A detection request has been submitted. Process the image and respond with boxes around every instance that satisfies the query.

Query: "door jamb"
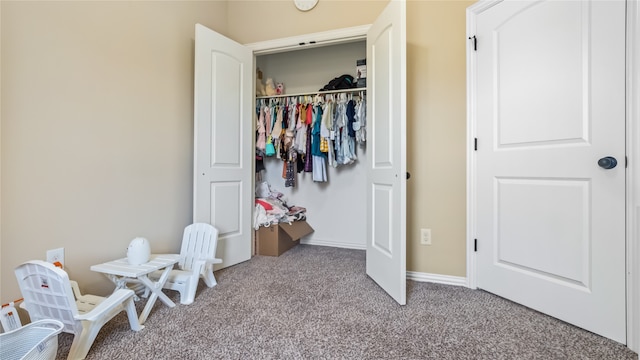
[465,0,500,292]
[626,0,639,352]
[465,0,639,352]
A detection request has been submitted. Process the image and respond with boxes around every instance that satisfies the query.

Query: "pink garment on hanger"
[256,106,266,151]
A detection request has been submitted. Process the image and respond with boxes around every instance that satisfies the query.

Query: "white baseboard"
[297,242,468,287]
[407,271,468,287]
[300,238,366,250]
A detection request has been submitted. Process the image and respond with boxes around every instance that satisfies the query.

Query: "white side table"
[90,254,180,324]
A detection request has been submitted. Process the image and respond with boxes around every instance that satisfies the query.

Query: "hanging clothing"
[321,95,333,139]
[311,105,327,182]
[285,148,297,187]
[312,156,327,182]
[311,105,325,157]
[304,124,313,172]
[256,106,267,152]
[354,96,366,144]
[255,91,367,187]
[295,104,307,154]
[346,99,356,138]
[288,100,298,131]
[344,99,357,163]
[271,106,283,158]
[332,95,347,166]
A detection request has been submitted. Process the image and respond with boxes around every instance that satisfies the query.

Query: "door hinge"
[468,35,477,51]
[474,138,478,151]
[474,238,478,252]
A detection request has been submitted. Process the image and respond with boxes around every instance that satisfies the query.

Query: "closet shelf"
[256,87,367,100]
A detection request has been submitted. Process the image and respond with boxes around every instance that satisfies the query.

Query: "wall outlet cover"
[46,248,65,266]
[420,229,432,246]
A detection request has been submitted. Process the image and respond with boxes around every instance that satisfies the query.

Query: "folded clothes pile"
[253,181,307,230]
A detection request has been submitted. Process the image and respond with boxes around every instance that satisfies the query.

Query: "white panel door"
[473,0,626,343]
[194,24,253,269]
[366,0,407,305]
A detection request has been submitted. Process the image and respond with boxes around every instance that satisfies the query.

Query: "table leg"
[136,266,176,324]
[103,274,142,301]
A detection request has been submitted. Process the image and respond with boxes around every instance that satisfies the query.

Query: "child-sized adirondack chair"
[149,223,222,305]
[15,260,143,360]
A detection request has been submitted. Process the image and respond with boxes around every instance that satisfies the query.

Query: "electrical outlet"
[420,229,432,245]
[46,247,64,266]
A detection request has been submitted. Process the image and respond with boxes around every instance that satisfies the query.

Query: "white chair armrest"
[192,259,208,277]
[189,258,221,285]
[69,280,82,300]
[203,257,223,265]
[193,258,222,274]
[74,289,135,322]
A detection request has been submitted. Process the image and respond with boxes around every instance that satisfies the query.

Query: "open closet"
[193,0,407,305]
[253,41,368,250]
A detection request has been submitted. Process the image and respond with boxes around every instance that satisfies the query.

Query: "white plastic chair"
[0,319,64,360]
[15,260,143,360]
[149,223,222,305]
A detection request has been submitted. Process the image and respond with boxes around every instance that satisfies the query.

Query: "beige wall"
[228,0,471,276]
[227,0,389,43]
[1,0,472,304]
[406,0,471,276]
[1,0,228,301]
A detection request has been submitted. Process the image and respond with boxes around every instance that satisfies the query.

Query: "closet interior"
[254,40,368,251]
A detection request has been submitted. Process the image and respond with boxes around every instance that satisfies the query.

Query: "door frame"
[245,25,370,254]
[245,25,370,56]
[465,0,640,351]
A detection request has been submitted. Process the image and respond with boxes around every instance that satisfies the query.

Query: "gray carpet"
[54,245,636,359]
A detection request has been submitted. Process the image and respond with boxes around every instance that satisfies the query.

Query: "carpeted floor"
[54,245,637,359]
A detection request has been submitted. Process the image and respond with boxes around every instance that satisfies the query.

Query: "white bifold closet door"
[193,24,253,269]
[365,0,407,305]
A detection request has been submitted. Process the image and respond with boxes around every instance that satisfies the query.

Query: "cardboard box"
[256,220,314,256]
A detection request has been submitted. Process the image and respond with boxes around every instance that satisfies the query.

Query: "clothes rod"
[256,87,366,100]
